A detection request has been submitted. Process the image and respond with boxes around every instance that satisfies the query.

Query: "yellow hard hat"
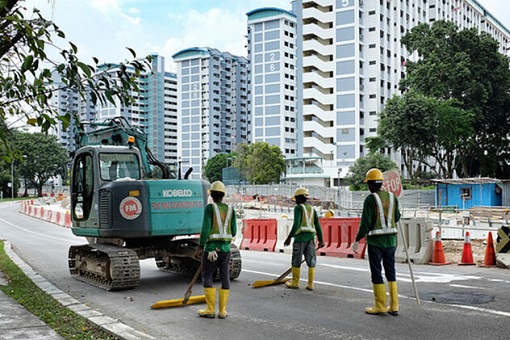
[364,168,384,183]
[209,181,226,194]
[292,187,309,200]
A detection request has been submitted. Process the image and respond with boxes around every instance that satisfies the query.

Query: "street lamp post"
[337,168,342,208]
[11,159,14,200]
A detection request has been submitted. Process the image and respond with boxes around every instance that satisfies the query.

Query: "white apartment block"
[49,71,97,154]
[172,47,249,180]
[95,54,178,166]
[294,0,510,186]
[246,8,299,158]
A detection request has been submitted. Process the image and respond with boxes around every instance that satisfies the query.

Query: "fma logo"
[162,189,193,198]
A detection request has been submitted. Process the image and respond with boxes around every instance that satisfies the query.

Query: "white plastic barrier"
[396,218,434,264]
[275,216,293,253]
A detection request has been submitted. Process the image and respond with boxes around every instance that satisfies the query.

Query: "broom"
[252,259,304,288]
[151,265,206,309]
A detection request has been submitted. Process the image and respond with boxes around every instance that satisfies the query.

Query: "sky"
[26,0,510,73]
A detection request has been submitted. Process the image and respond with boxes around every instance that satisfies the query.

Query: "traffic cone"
[459,232,475,265]
[480,232,497,267]
[428,231,451,265]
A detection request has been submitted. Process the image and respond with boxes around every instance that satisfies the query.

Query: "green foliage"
[379,91,474,181]
[0,1,151,157]
[399,20,510,178]
[203,153,229,182]
[0,241,120,339]
[344,153,398,190]
[13,132,69,197]
[236,142,285,184]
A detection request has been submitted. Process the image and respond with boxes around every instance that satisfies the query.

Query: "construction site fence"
[225,184,435,214]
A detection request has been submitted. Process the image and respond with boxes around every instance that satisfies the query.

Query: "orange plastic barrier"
[318,217,364,259]
[241,218,277,252]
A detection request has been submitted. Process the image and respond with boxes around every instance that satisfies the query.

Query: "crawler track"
[68,243,140,291]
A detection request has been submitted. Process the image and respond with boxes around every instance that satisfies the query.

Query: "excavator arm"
[74,117,175,179]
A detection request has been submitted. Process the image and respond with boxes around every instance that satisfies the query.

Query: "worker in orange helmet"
[352,168,401,316]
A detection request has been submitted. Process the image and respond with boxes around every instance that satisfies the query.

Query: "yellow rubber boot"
[285,267,300,289]
[218,288,230,319]
[198,287,216,318]
[365,283,387,315]
[387,281,399,315]
[306,267,315,291]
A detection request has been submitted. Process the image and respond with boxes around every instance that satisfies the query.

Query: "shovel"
[252,259,305,288]
[151,265,206,309]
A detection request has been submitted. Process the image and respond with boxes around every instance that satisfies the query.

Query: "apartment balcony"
[303,120,334,139]
[303,39,334,58]
[303,22,334,40]
[303,87,334,106]
[303,70,335,88]
[303,7,334,25]
[303,55,334,73]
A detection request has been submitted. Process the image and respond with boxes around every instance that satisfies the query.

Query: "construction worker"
[284,187,325,290]
[324,209,335,218]
[352,168,401,316]
[195,181,236,319]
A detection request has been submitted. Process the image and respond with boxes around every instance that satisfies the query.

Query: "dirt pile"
[442,238,487,265]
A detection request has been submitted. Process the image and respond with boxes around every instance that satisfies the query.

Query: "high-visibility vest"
[296,204,317,235]
[208,203,233,242]
[368,192,398,236]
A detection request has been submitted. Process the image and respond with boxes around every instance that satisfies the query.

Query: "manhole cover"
[420,292,494,305]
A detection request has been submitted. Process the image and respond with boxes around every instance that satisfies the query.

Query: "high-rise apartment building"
[49,71,97,154]
[172,47,249,180]
[246,8,299,158]
[94,54,179,165]
[293,0,510,185]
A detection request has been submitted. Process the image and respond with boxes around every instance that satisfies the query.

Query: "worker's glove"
[352,241,360,254]
[207,250,218,262]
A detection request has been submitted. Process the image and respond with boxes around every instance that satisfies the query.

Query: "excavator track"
[68,243,140,291]
[155,241,242,280]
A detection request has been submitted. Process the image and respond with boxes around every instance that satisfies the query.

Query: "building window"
[461,188,472,200]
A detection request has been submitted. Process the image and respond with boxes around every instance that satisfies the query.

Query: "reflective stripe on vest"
[208,203,233,241]
[368,192,398,236]
[296,204,316,235]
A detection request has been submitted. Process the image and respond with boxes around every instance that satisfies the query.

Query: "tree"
[378,91,475,180]
[203,153,229,183]
[14,132,69,197]
[400,20,510,178]
[378,91,437,182]
[236,142,285,184]
[0,1,151,156]
[344,153,398,191]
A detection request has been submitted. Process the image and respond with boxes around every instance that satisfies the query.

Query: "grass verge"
[0,240,121,339]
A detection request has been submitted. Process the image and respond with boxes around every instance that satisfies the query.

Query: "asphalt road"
[1,201,510,340]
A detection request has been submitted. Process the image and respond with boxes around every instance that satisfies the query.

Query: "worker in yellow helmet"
[352,168,401,316]
[324,209,335,218]
[284,187,325,290]
[195,181,236,319]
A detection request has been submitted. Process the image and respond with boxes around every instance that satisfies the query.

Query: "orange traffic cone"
[429,231,451,265]
[459,232,475,265]
[480,232,497,267]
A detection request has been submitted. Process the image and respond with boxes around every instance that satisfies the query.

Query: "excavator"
[68,117,242,290]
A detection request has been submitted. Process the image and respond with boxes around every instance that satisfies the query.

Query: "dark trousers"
[367,245,396,284]
[201,251,231,289]
[291,239,317,268]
